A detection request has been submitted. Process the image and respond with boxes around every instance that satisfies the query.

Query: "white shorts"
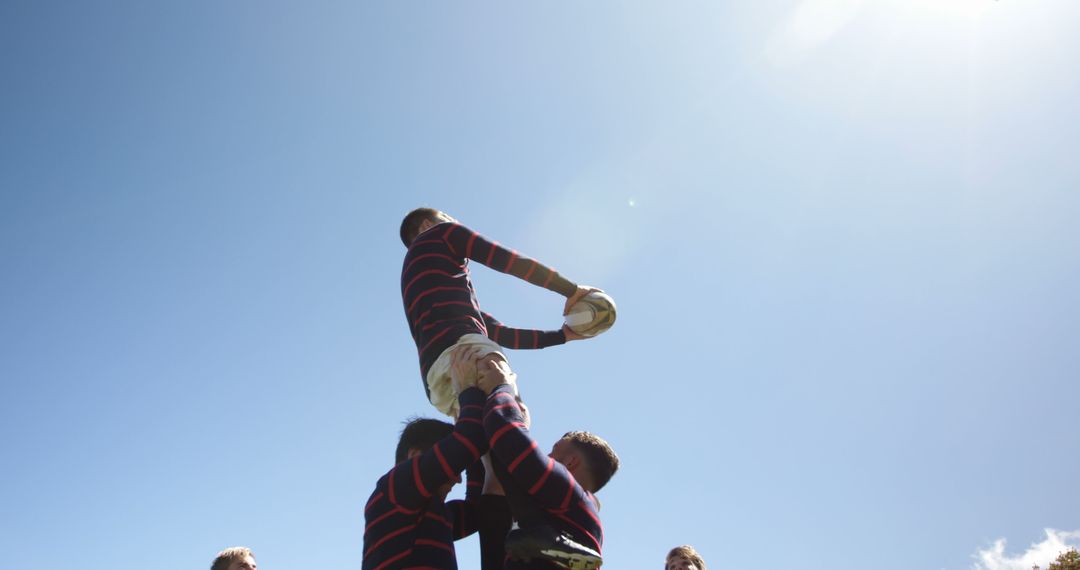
[427,333,516,417]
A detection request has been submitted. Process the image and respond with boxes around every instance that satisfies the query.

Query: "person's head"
[549,431,620,493]
[395,417,458,497]
[396,417,454,463]
[211,547,256,570]
[665,545,706,570]
[400,207,455,246]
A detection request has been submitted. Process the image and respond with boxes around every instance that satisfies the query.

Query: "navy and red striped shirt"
[362,388,489,570]
[483,384,604,569]
[401,221,577,396]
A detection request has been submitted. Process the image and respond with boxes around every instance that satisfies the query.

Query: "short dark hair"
[400,207,444,247]
[562,431,620,492]
[211,547,254,570]
[395,417,454,463]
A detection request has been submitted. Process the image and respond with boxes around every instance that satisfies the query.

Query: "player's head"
[550,431,620,493]
[400,207,455,246]
[211,547,257,570]
[665,545,706,570]
[395,417,454,464]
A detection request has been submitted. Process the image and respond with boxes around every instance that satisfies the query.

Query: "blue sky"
[1,1,1078,569]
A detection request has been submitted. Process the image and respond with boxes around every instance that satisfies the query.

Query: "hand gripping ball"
[564,291,617,337]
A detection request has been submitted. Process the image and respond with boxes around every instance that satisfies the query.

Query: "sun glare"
[898,0,997,19]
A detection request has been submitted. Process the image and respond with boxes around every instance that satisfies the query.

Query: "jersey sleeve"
[481,311,567,350]
[482,384,583,512]
[384,388,489,511]
[444,498,479,541]
[439,222,578,297]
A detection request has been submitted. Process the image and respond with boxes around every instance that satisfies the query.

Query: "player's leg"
[426,334,510,417]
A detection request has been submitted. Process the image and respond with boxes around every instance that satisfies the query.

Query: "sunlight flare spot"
[766,0,864,66]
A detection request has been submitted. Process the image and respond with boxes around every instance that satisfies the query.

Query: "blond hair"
[211,547,254,570]
[667,545,706,570]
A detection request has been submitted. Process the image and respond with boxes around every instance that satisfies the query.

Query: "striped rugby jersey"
[483,384,604,569]
[401,221,577,398]
[362,388,489,570]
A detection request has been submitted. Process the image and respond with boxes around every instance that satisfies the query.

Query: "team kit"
[362,207,618,570]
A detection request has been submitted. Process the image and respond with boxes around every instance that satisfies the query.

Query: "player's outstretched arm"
[480,311,568,349]
[439,222,579,297]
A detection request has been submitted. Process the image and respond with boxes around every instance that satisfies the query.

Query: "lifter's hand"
[449,345,483,393]
[563,285,602,316]
[477,357,516,395]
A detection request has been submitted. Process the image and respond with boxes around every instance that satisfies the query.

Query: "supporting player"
[210,547,257,570]
[474,354,620,569]
[665,545,707,570]
[399,207,598,417]
[362,347,490,570]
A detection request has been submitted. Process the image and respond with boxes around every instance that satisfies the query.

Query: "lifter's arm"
[384,388,488,511]
[481,381,586,512]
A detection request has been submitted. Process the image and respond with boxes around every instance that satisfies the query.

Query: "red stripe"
[452,432,479,459]
[504,251,518,272]
[542,268,555,288]
[509,440,538,472]
[364,505,406,532]
[423,511,452,528]
[490,422,525,446]
[489,392,514,403]
[532,330,539,348]
[365,491,384,511]
[581,497,602,527]
[433,444,454,480]
[415,538,454,552]
[484,402,518,417]
[468,315,485,333]
[406,286,464,315]
[417,328,453,359]
[388,466,397,505]
[410,236,444,248]
[372,548,412,570]
[559,479,574,510]
[438,223,459,256]
[365,525,411,557]
[460,403,482,413]
[513,328,520,347]
[523,259,537,281]
[413,301,477,328]
[403,269,457,299]
[528,457,555,493]
[553,512,602,551]
[465,233,478,259]
[412,457,430,498]
[403,252,458,275]
[458,417,482,425]
[485,241,498,266]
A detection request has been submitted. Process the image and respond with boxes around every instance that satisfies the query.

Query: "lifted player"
[399,207,597,417]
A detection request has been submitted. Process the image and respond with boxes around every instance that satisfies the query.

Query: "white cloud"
[973,529,1080,570]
